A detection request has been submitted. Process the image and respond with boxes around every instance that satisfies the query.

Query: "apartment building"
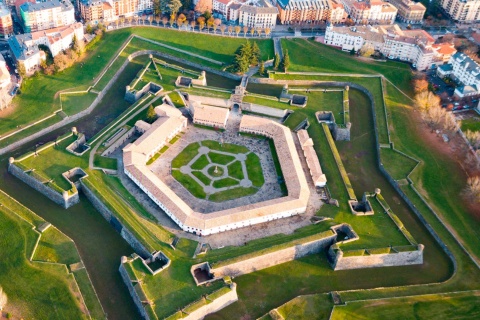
[0,4,13,38]
[239,3,278,28]
[438,52,480,97]
[439,0,480,23]
[276,0,335,24]
[324,24,452,70]
[8,23,84,73]
[212,0,277,27]
[78,0,153,22]
[340,0,397,24]
[388,0,425,24]
[19,0,75,33]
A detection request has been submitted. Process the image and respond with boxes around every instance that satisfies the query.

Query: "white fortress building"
[123,104,311,236]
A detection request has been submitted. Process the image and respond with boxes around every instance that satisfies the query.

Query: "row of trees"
[232,42,290,74]
[414,80,480,203]
[103,13,273,38]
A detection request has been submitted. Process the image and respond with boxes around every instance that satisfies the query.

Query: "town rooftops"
[20,0,73,12]
[239,0,278,14]
[191,101,229,126]
[276,0,332,10]
[8,33,39,61]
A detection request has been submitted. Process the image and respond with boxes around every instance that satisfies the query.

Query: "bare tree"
[465,130,480,149]
[414,91,440,114]
[0,286,7,311]
[197,17,205,31]
[358,43,375,57]
[243,25,248,37]
[220,24,226,35]
[256,27,262,37]
[190,20,196,31]
[155,15,160,25]
[234,25,241,37]
[443,112,459,133]
[423,105,445,129]
[162,16,169,28]
[463,176,480,202]
[265,27,271,38]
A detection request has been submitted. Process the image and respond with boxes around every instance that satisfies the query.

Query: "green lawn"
[0,191,104,320]
[172,170,207,199]
[281,38,413,94]
[246,152,264,187]
[33,227,80,265]
[212,177,239,188]
[61,92,98,116]
[201,140,249,153]
[276,294,333,320]
[208,186,258,202]
[461,116,480,132]
[191,154,209,169]
[171,142,200,168]
[208,152,236,165]
[1,26,271,146]
[19,135,87,191]
[192,170,211,185]
[380,148,418,180]
[227,161,244,180]
[94,155,118,170]
[331,292,480,320]
[168,91,185,107]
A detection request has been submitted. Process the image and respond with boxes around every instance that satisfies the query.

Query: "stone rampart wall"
[8,163,79,208]
[80,180,152,258]
[241,103,288,118]
[211,234,336,277]
[119,264,151,320]
[331,247,424,270]
[102,127,136,157]
[187,94,230,108]
[183,284,238,320]
[129,50,241,81]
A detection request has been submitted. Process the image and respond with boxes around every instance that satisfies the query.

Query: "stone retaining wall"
[8,163,79,208]
[102,127,136,157]
[241,103,288,118]
[129,50,241,82]
[119,263,151,320]
[329,245,424,270]
[183,284,238,320]
[80,180,152,258]
[210,234,336,277]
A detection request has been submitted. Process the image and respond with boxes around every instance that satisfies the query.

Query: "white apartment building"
[341,0,397,24]
[212,0,278,27]
[30,23,84,57]
[8,23,83,73]
[324,24,448,71]
[19,0,75,33]
[439,0,480,23]
[239,3,278,27]
[438,52,480,97]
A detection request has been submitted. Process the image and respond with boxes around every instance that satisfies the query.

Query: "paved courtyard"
[150,116,284,213]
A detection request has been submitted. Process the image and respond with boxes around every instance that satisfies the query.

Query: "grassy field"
[0,26,271,145]
[331,292,480,320]
[60,92,98,116]
[0,190,104,320]
[19,135,87,191]
[461,116,480,132]
[171,140,264,200]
